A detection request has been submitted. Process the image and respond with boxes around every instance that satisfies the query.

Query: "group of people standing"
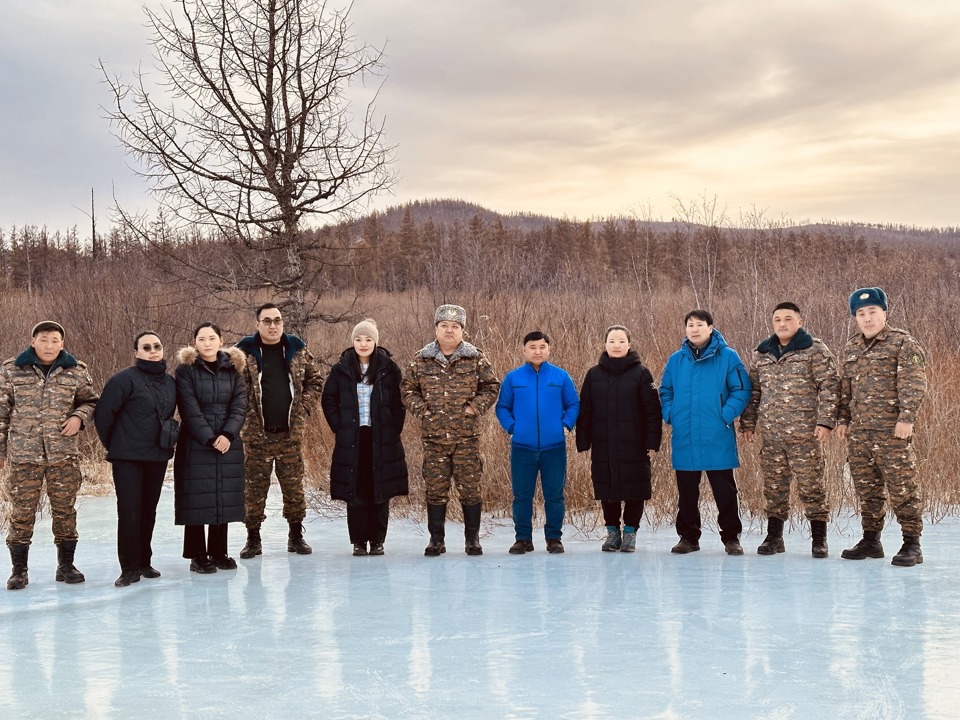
[0,285,927,591]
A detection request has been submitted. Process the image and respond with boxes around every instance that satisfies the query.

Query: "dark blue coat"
[659,330,751,471]
[495,361,579,450]
[173,347,247,526]
[95,360,177,463]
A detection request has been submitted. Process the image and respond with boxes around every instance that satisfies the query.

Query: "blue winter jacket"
[496,362,580,450]
[659,330,751,471]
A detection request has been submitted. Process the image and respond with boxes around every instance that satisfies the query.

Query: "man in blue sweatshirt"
[496,331,579,554]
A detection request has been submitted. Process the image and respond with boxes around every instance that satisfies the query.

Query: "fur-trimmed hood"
[176,345,246,373]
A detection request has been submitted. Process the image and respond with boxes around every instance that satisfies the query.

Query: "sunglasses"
[260,317,283,326]
[140,343,163,352]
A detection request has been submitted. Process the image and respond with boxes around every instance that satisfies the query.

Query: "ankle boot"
[811,520,829,558]
[841,530,884,560]
[7,544,29,590]
[891,535,923,567]
[287,521,312,555]
[757,517,785,555]
[240,527,262,559]
[424,504,447,557]
[55,540,85,584]
[601,526,622,552]
[462,502,483,556]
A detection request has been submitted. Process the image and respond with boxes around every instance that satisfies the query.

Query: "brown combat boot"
[811,520,829,558]
[757,517,785,555]
[287,521,312,555]
[7,544,29,590]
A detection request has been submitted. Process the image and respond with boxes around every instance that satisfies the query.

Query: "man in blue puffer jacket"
[660,309,751,556]
[496,331,579,555]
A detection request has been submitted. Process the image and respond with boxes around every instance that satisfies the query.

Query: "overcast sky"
[2,0,959,234]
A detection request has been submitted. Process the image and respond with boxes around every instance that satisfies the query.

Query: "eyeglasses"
[140,343,163,352]
[260,317,283,327]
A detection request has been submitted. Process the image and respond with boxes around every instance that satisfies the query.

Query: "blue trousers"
[511,444,567,541]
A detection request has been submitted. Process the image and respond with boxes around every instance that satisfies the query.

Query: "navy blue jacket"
[659,330,751,471]
[496,361,579,450]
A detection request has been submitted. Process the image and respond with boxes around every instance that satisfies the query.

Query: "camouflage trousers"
[5,461,82,546]
[760,436,829,522]
[243,431,306,528]
[847,431,922,536]
[422,437,483,505]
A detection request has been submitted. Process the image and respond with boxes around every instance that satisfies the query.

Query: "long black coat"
[576,351,663,501]
[321,347,408,504]
[95,360,177,463]
[173,347,247,526]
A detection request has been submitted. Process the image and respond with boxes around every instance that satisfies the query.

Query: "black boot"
[891,535,923,567]
[463,502,483,556]
[811,520,829,558]
[757,517,785,555]
[287,521,312,555]
[424,504,447,557]
[7,544,29,590]
[240,527,262,559]
[841,530,883,560]
[55,540,85,584]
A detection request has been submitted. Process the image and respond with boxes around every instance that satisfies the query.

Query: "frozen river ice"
[1,486,957,719]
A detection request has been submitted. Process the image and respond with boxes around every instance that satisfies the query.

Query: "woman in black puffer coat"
[576,324,662,553]
[174,322,247,574]
[321,319,408,556]
[95,331,177,588]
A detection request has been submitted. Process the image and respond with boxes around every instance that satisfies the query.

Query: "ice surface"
[1,486,958,720]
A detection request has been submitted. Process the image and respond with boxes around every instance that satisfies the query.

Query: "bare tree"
[101,0,394,332]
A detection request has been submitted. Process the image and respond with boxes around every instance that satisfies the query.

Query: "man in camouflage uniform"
[741,302,840,558]
[836,287,927,567]
[235,303,324,559]
[401,304,500,557]
[0,321,98,590]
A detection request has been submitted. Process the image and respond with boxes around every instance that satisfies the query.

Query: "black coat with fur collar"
[173,346,248,526]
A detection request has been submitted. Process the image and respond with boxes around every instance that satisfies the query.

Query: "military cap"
[435,304,466,327]
[849,288,888,315]
[31,320,65,338]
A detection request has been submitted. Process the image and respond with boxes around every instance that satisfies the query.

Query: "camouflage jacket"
[234,333,323,442]
[838,326,926,432]
[0,348,99,465]
[740,329,839,437]
[401,340,501,441]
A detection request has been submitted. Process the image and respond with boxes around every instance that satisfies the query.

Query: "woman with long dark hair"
[322,319,408,556]
[95,331,178,587]
[174,322,247,573]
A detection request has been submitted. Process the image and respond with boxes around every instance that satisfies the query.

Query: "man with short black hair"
[496,331,579,554]
[236,303,324,558]
[0,321,98,590]
[741,302,839,557]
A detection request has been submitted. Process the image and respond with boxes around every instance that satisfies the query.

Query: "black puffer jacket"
[173,347,247,525]
[321,347,408,504]
[576,350,663,501]
[95,359,177,462]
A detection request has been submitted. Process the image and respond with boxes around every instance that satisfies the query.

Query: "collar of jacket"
[176,346,245,372]
[681,329,728,360]
[756,327,813,356]
[15,347,78,372]
[236,333,306,371]
[418,340,479,365]
[333,346,394,376]
[598,350,641,374]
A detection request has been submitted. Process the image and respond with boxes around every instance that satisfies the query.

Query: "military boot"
[240,527,262,559]
[811,520,829,558]
[424,504,447,557]
[287,521,312,555]
[757,517,785,555]
[55,540,85,584]
[462,502,483,556]
[841,530,883,560]
[891,535,923,567]
[7,544,29,590]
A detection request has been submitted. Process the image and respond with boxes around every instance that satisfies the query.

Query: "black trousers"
[675,469,742,543]
[347,427,390,544]
[182,524,228,559]
[601,500,645,530]
[113,460,167,572]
